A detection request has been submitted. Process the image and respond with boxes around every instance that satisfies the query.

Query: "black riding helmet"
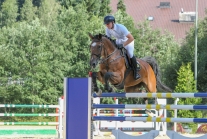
[104,15,115,24]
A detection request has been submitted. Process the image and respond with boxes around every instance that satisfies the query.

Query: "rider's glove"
[117,44,124,49]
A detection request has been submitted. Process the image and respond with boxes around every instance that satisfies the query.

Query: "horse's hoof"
[95,89,102,96]
[108,87,114,93]
[145,109,154,117]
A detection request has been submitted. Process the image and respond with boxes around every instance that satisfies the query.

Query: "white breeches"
[125,41,134,58]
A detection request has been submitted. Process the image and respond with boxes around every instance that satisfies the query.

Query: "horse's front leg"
[91,71,104,96]
[104,72,114,92]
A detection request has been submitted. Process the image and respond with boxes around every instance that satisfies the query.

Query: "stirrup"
[135,74,140,80]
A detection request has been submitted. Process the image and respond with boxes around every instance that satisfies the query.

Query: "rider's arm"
[123,33,134,47]
[120,25,134,47]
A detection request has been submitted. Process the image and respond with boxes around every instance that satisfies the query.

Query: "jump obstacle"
[93,97,166,135]
[64,77,207,139]
[0,98,63,138]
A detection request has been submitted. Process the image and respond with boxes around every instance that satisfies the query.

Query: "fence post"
[174,98,179,132]
[58,97,63,138]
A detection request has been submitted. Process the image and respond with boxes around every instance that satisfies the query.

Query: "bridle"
[91,40,103,60]
[90,39,122,65]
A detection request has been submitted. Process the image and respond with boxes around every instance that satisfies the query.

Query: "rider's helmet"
[104,15,115,24]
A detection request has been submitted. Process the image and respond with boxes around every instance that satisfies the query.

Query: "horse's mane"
[94,34,117,47]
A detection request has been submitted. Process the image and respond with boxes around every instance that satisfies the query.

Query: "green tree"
[0,0,5,9]
[58,0,82,8]
[32,0,41,7]
[83,0,100,16]
[0,2,106,106]
[37,0,60,27]
[175,63,197,92]
[174,63,202,132]
[20,0,37,22]
[0,19,69,106]
[176,11,207,93]
[0,0,18,27]
[117,0,126,14]
[57,4,104,77]
[17,0,25,8]
[58,0,111,17]
[99,0,111,17]
[58,0,99,15]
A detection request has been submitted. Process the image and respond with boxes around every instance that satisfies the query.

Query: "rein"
[99,48,120,64]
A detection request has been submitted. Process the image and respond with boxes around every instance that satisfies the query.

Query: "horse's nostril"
[93,63,96,66]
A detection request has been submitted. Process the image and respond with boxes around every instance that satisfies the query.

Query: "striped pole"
[0,122,59,125]
[93,116,207,123]
[93,93,207,98]
[0,113,59,116]
[0,104,59,108]
[99,109,146,111]
[93,104,207,110]
[99,113,148,116]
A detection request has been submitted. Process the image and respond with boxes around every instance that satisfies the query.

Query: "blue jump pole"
[64,77,92,139]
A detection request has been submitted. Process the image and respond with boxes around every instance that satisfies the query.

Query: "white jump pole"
[115,98,118,130]
[174,98,179,132]
[58,97,63,138]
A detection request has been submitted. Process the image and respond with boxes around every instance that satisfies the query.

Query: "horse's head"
[89,33,117,68]
[88,33,104,68]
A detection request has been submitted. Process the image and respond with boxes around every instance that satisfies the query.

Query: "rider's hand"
[117,44,124,49]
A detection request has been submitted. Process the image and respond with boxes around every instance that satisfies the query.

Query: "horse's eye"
[99,45,101,49]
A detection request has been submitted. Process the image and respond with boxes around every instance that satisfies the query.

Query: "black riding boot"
[130,56,141,80]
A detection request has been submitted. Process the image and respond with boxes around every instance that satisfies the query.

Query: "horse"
[88,33,172,116]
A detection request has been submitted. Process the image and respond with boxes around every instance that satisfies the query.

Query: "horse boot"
[130,56,141,80]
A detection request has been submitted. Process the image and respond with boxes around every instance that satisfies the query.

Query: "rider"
[104,15,140,80]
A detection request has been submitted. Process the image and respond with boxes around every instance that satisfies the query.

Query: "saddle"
[118,47,131,69]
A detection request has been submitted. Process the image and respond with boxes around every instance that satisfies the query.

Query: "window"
[159,2,171,8]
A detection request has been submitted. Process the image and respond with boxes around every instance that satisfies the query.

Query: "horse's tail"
[141,56,172,92]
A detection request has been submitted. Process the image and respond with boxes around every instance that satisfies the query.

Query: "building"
[110,0,207,42]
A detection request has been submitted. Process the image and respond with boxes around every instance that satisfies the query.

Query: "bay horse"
[89,33,171,116]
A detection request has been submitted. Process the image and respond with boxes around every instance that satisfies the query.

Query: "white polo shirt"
[105,23,130,44]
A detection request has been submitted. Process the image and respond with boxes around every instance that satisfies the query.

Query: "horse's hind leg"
[124,83,142,93]
[143,81,158,117]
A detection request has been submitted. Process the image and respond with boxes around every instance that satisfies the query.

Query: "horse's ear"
[98,33,102,40]
[88,33,93,40]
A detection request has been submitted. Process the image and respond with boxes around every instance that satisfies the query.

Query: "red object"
[172,123,184,133]
[88,71,92,77]
[196,124,207,133]
[56,108,59,129]
[56,96,64,129]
